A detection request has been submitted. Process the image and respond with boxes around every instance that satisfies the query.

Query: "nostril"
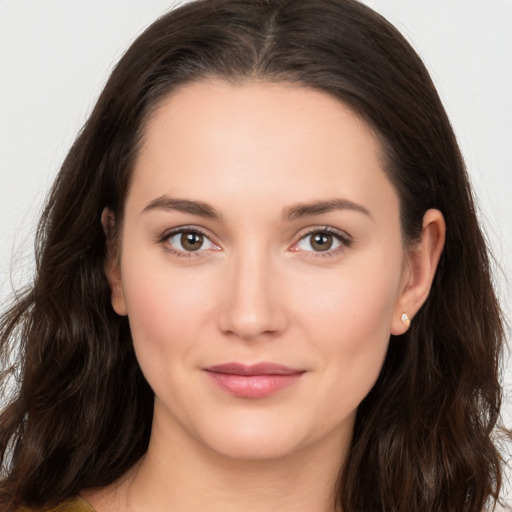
[216,255,289,340]
[217,295,288,341]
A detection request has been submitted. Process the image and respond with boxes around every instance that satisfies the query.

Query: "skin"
[84,79,445,512]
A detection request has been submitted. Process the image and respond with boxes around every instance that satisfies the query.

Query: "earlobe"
[400,313,410,328]
[391,209,446,335]
[101,208,128,316]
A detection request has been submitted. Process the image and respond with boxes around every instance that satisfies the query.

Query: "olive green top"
[20,496,95,512]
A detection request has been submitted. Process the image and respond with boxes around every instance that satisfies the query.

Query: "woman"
[0,0,508,511]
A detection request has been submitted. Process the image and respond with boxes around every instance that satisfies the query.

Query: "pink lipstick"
[204,363,305,398]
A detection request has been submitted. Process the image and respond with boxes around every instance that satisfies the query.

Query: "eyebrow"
[282,199,372,220]
[142,196,222,219]
[141,195,371,221]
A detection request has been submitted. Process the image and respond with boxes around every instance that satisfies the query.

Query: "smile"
[204,363,306,399]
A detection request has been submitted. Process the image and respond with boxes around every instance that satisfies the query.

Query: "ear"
[391,209,446,335]
[101,208,127,316]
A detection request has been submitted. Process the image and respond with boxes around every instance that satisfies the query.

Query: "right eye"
[163,228,220,256]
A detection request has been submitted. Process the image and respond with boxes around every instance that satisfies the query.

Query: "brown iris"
[310,233,333,252]
[180,231,204,251]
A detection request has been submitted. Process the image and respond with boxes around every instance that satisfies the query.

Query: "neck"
[134,409,348,512]
[85,403,352,512]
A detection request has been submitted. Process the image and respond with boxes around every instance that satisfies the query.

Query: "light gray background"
[1,0,511,504]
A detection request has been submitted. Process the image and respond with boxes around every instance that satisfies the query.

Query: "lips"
[204,363,305,398]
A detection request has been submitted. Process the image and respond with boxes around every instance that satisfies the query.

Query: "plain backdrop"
[1,0,511,504]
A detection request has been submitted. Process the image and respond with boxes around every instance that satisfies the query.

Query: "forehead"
[129,79,397,220]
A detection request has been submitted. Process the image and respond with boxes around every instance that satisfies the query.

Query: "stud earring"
[401,313,410,327]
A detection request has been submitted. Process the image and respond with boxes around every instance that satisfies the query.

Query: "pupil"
[181,232,203,251]
[312,233,332,251]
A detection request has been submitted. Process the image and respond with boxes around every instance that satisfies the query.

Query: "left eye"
[296,231,344,252]
[166,230,218,253]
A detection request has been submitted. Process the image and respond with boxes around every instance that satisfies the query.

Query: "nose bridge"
[218,241,286,339]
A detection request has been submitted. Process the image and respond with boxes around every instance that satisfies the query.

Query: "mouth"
[204,362,306,399]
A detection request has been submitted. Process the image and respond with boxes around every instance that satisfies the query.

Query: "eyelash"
[158,226,352,259]
[292,226,352,258]
[158,226,218,259]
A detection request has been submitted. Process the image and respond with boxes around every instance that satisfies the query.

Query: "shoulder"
[18,496,96,512]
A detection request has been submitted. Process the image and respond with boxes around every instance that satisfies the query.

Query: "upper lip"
[204,362,305,376]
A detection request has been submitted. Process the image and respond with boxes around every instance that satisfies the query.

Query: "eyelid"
[289,226,352,255]
[158,225,221,257]
[157,224,351,258]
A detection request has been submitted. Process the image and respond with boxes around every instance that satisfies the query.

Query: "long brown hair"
[0,1,508,510]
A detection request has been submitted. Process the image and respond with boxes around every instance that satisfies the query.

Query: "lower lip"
[205,372,304,398]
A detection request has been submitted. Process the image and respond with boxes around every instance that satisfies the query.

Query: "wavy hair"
[0,1,508,510]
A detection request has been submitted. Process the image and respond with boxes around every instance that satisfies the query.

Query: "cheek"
[118,250,217,372]
[306,284,393,379]
[293,259,400,343]
[312,305,390,423]
[119,260,226,418]
[289,255,402,398]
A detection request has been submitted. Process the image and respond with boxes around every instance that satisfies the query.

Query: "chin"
[204,430,303,461]
[192,411,331,462]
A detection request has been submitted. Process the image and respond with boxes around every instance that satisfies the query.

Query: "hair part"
[1,1,508,511]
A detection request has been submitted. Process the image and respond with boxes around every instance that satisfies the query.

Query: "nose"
[217,248,288,341]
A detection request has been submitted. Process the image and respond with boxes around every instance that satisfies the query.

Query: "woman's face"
[110,79,412,460]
